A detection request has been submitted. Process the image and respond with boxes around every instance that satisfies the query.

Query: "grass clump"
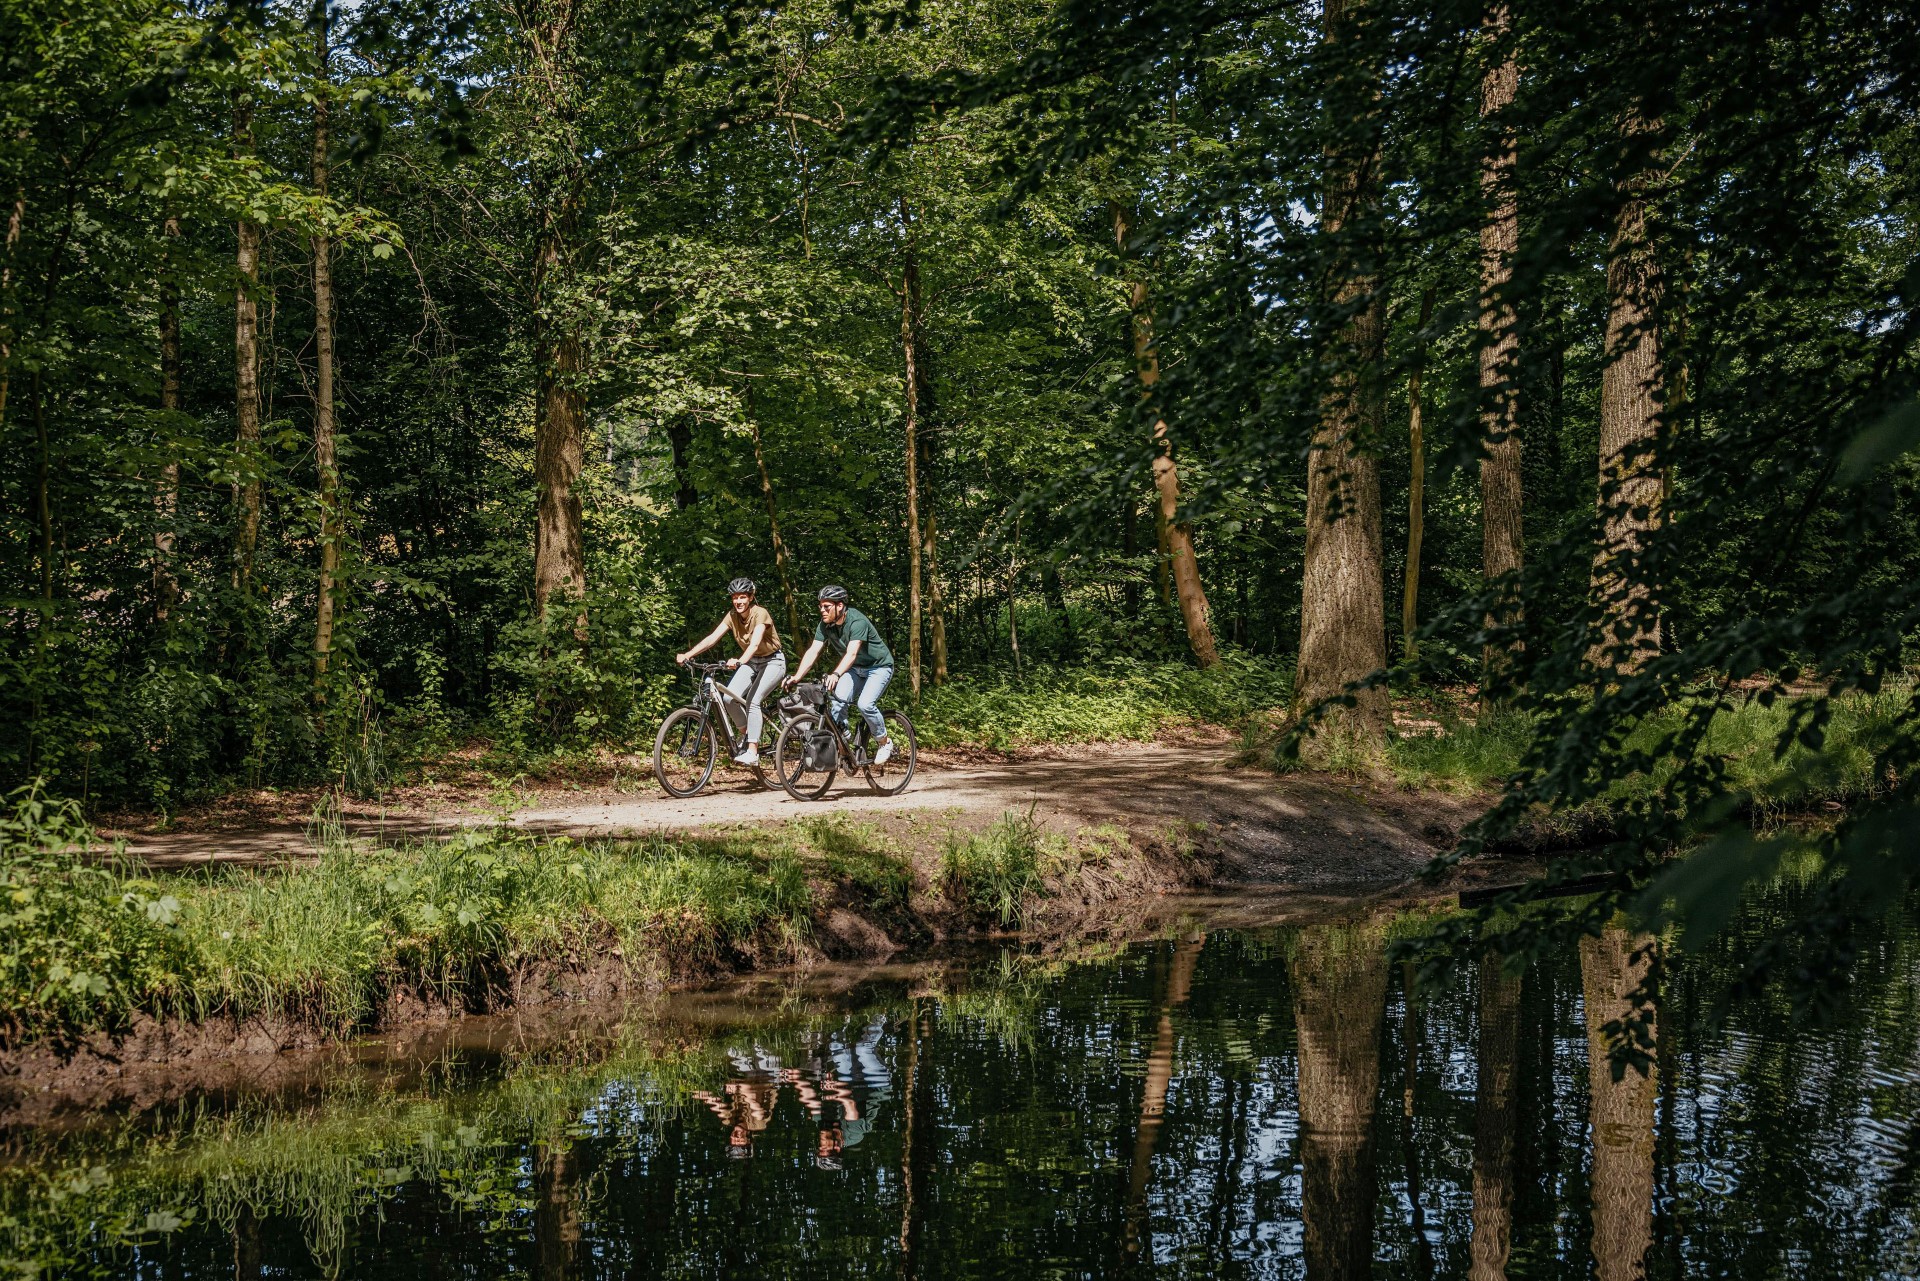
[0,786,821,1052]
[940,810,1133,928]
[912,653,1290,751]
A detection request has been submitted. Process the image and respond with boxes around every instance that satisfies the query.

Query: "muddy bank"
[0,808,1217,1112]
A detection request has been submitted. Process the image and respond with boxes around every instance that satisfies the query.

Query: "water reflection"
[3,888,1914,1279]
[1584,926,1658,1281]
[1292,919,1389,1281]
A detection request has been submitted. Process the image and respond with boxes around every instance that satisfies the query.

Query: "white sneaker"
[737,746,760,767]
[873,739,894,766]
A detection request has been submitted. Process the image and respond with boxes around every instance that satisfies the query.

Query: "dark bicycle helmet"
[816,584,849,603]
[727,577,757,596]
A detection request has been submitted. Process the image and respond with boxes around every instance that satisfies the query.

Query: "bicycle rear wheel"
[774,714,838,801]
[653,707,716,797]
[862,708,918,795]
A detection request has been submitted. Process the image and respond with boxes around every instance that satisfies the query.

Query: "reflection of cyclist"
[674,578,786,767]
[785,585,896,765]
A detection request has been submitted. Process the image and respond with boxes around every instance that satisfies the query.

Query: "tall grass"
[0,789,833,1050]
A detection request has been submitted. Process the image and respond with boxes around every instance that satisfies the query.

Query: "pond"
[3,885,1916,1279]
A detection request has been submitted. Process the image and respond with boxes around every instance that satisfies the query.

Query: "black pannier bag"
[805,725,838,771]
[777,681,828,720]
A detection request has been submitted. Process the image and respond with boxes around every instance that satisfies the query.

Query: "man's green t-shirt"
[814,606,895,669]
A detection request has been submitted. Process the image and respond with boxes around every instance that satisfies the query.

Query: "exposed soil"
[100,734,1493,887]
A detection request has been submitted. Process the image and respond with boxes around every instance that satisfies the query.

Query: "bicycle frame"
[684,662,780,754]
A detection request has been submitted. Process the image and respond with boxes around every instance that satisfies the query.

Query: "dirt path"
[111,743,1486,886]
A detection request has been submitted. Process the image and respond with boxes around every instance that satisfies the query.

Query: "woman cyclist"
[674,578,786,767]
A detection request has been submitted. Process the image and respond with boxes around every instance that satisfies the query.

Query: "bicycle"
[771,682,917,801]
[652,660,787,798]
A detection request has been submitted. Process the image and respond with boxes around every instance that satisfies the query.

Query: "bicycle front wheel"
[863,708,918,796]
[774,714,838,801]
[653,707,717,797]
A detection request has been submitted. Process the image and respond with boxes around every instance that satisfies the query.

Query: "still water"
[4,887,1917,1279]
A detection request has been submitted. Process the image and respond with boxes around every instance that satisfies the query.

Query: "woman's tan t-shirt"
[725,604,782,659]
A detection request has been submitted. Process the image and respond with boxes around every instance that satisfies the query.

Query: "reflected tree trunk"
[1583,927,1657,1281]
[1124,934,1205,1260]
[1470,955,1523,1281]
[533,1139,582,1280]
[898,998,933,1281]
[1400,962,1434,1281]
[232,1204,263,1280]
[1291,919,1391,1281]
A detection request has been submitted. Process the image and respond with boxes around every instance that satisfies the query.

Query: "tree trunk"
[1006,517,1022,679]
[1478,4,1524,690]
[1292,918,1390,1281]
[1042,561,1076,659]
[1402,286,1434,660]
[1124,934,1204,1261]
[0,190,21,437]
[154,216,182,624]
[1470,954,1523,1281]
[897,999,933,1281]
[1592,112,1666,676]
[525,0,588,635]
[901,201,924,696]
[1582,927,1657,1281]
[1112,202,1219,668]
[925,508,947,685]
[1296,0,1389,759]
[233,96,263,595]
[311,8,341,688]
[748,412,799,642]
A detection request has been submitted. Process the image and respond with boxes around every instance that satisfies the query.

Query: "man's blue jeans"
[829,665,893,741]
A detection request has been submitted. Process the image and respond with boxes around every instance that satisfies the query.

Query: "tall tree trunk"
[233,97,263,595]
[1006,516,1022,679]
[525,0,588,635]
[1292,918,1390,1281]
[1402,286,1434,660]
[311,5,341,688]
[665,418,696,510]
[1124,934,1204,1261]
[0,189,21,437]
[154,216,182,624]
[1470,954,1523,1281]
[1041,561,1076,659]
[1296,0,1388,758]
[925,508,947,685]
[900,200,925,696]
[1592,109,1666,676]
[1478,3,1524,690]
[1583,927,1657,1281]
[747,408,799,642]
[1112,201,1220,668]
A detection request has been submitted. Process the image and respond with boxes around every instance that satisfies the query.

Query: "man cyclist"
[785,585,896,765]
[674,578,786,767]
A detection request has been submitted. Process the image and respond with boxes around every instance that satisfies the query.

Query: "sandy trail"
[112,743,1483,886]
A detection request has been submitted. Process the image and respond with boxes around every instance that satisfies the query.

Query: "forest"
[2,0,1917,961]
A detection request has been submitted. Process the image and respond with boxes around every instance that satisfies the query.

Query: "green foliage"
[913,653,1290,751]
[0,816,830,1050]
[0,785,193,1049]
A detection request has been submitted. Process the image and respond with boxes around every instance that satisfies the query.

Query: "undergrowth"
[1377,686,1906,815]
[911,653,1290,751]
